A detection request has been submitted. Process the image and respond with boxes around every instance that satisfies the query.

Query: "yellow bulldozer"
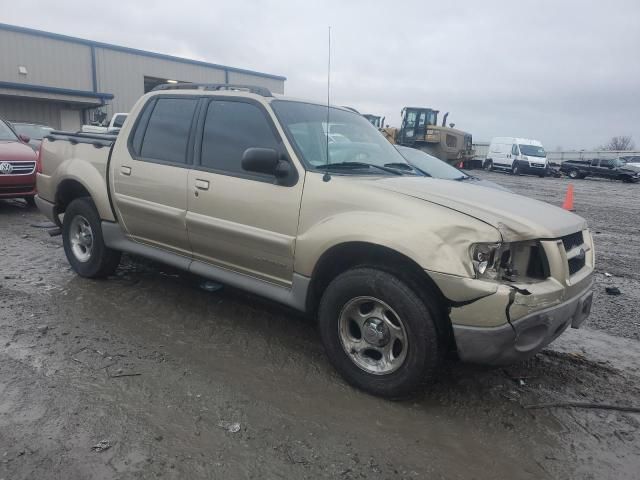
[380,107,474,167]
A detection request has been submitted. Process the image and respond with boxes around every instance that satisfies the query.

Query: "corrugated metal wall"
[0,96,64,129]
[94,48,285,118]
[0,24,287,128]
[0,29,93,90]
[94,48,227,117]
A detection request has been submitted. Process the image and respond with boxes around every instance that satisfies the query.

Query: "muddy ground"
[1,172,639,479]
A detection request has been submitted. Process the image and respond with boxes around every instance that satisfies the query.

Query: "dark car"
[0,119,39,205]
[560,158,640,183]
[10,122,54,151]
[395,145,511,192]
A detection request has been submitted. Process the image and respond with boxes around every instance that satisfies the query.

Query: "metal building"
[0,23,286,130]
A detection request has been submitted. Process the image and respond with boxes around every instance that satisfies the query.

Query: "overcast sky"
[4,0,640,149]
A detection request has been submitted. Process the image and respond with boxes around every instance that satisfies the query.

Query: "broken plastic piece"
[91,440,112,452]
[218,421,241,433]
[605,287,621,296]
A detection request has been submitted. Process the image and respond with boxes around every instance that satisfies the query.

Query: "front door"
[186,98,303,286]
[111,96,199,256]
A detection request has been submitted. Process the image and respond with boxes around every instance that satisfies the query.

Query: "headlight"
[426,129,438,136]
[470,243,512,280]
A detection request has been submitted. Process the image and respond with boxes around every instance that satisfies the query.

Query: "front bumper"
[520,162,547,174]
[0,173,36,198]
[453,283,593,365]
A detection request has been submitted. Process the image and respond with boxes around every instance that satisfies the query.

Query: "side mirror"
[18,134,30,143]
[242,147,292,180]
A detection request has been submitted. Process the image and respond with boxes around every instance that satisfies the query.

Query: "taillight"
[36,142,43,174]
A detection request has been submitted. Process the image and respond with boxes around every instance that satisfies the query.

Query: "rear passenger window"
[139,98,198,164]
[200,100,280,176]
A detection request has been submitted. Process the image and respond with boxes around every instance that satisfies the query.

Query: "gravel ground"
[1,172,639,479]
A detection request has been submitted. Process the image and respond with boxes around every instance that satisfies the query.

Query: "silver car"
[396,145,511,192]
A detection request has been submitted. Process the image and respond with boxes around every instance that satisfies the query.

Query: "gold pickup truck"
[35,83,594,398]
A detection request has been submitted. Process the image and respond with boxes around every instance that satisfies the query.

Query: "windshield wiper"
[454,175,471,181]
[383,162,417,172]
[325,162,404,175]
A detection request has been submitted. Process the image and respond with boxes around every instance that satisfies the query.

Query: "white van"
[485,137,548,176]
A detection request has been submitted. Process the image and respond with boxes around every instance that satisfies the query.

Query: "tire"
[24,195,36,207]
[511,162,521,175]
[318,267,443,398]
[484,159,493,171]
[62,197,121,278]
[568,169,580,179]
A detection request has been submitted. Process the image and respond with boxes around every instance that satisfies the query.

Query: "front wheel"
[318,267,443,398]
[62,197,121,278]
[511,162,521,175]
[567,169,580,179]
[24,195,36,207]
[484,159,493,171]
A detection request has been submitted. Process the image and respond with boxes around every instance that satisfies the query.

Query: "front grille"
[562,231,584,251]
[0,161,36,175]
[0,184,34,194]
[526,244,550,279]
[568,256,586,275]
[561,231,587,276]
[530,163,544,168]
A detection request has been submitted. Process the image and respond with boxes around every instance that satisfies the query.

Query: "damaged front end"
[431,229,595,365]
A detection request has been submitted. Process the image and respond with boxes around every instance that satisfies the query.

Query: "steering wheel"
[349,150,371,162]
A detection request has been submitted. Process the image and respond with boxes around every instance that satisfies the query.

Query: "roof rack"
[151,82,272,97]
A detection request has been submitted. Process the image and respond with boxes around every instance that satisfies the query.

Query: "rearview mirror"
[242,148,292,181]
[18,134,30,143]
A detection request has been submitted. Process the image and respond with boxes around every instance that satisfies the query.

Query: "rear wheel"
[318,267,443,398]
[24,195,36,207]
[62,197,121,278]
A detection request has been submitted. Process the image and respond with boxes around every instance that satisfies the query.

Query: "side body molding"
[101,222,310,311]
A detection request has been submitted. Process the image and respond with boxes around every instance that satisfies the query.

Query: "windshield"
[12,123,52,140]
[396,146,467,180]
[518,144,546,157]
[272,100,412,173]
[0,120,18,141]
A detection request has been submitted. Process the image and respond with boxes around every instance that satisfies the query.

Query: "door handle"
[121,165,132,176]
[195,179,209,191]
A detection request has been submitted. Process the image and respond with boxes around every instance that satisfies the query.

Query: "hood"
[622,163,640,173]
[371,176,587,242]
[464,176,512,193]
[0,140,38,161]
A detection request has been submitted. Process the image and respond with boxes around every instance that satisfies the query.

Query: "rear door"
[186,98,303,286]
[111,96,199,256]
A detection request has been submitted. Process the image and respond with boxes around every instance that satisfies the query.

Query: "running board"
[101,221,309,312]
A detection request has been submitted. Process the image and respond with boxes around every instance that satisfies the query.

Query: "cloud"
[4,0,639,149]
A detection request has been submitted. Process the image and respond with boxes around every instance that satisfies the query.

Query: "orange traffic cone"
[562,184,575,211]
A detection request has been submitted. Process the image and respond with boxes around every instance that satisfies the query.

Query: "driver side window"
[511,144,519,156]
[200,100,281,178]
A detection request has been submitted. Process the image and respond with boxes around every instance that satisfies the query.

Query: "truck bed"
[36,131,118,221]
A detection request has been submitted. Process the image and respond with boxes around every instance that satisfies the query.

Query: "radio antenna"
[323,26,332,182]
